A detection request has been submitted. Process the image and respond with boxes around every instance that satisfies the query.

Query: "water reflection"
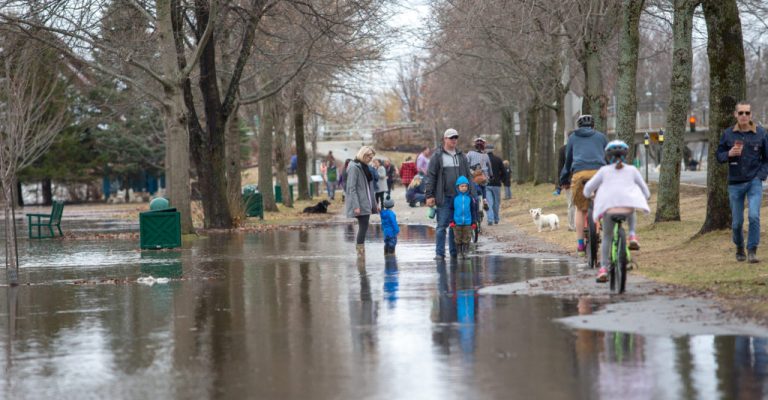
[0,227,766,399]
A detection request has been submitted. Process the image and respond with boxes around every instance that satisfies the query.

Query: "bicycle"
[583,200,600,269]
[605,212,632,294]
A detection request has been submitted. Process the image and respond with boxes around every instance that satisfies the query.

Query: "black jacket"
[487,152,505,186]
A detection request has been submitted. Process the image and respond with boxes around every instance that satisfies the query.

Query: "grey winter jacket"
[425,147,474,206]
[345,161,377,218]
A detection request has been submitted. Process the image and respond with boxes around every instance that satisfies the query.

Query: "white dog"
[529,208,560,232]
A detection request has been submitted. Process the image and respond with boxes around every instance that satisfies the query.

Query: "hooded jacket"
[451,176,477,226]
[559,127,608,185]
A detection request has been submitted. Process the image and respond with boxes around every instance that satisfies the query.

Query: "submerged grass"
[503,182,768,319]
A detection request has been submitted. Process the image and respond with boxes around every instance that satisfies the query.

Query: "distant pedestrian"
[339,158,352,202]
[289,154,298,175]
[417,147,431,176]
[345,147,378,259]
[384,159,397,198]
[425,128,474,259]
[716,101,768,263]
[406,175,426,206]
[502,160,512,199]
[381,198,399,256]
[486,145,504,225]
[400,156,417,187]
[373,159,387,209]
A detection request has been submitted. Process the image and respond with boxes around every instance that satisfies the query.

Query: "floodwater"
[0,225,767,399]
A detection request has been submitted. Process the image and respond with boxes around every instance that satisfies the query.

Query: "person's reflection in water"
[431,258,479,358]
[383,256,399,308]
[455,258,479,357]
[350,258,378,355]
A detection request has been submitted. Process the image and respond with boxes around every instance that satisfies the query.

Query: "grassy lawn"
[503,182,768,318]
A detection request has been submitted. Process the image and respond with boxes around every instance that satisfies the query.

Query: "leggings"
[601,212,636,267]
[375,192,385,209]
[356,215,370,244]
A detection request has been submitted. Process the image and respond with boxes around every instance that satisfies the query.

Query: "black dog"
[303,200,331,214]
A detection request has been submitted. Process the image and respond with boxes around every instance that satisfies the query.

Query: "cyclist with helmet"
[583,140,651,282]
[559,114,608,258]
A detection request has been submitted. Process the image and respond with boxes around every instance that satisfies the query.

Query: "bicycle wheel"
[588,213,599,269]
[617,227,628,294]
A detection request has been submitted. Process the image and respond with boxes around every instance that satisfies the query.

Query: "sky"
[376,0,431,89]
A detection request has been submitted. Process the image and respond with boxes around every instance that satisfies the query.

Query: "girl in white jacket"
[583,140,651,283]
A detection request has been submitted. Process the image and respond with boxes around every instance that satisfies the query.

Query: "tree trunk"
[655,0,698,223]
[259,99,278,211]
[274,102,293,208]
[42,178,52,206]
[226,108,243,221]
[582,44,607,133]
[157,0,194,233]
[527,106,539,183]
[616,0,645,159]
[517,109,529,183]
[501,106,517,180]
[293,85,310,200]
[699,0,745,234]
[535,106,553,185]
[2,183,19,285]
[16,180,23,207]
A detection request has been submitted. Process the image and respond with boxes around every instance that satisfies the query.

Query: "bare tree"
[698,0,746,234]
[655,0,700,222]
[0,37,69,283]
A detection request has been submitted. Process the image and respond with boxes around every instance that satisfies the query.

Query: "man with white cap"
[425,128,474,259]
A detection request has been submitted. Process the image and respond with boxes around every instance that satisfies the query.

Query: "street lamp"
[644,132,650,182]
[658,129,664,164]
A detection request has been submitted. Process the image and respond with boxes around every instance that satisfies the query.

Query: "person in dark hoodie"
[559,115,608,257]
[426,128,474,259]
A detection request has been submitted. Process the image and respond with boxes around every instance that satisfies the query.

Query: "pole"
[644,132,650,182]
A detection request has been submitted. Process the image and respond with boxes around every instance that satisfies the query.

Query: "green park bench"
[27,200,65,239]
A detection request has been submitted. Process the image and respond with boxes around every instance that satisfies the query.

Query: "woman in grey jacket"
[345,146,378,258]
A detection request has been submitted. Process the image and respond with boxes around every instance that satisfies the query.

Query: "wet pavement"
[1,225,767,399]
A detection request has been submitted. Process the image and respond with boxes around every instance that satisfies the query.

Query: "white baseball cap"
[443,128,459,139]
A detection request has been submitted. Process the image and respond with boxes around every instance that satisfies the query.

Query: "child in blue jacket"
[449,176,478,257]
[381,198,399,255]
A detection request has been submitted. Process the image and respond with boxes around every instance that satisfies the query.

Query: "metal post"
[644,132,650,182]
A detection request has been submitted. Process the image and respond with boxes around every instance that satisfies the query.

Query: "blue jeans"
[436,196,456,257]
[385,236,397,253]
[487,186,501,223]
[504,185,512,199]
[326,181,337,199]
[728,178,763,250]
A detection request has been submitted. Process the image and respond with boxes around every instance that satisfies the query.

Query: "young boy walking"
[381,198,399,255]
[449,176,478,258]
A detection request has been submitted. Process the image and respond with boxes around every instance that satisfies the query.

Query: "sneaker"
[596,267,608,283]
[434,255,445,261]
[628,235,640,250]
[577,243,586,258]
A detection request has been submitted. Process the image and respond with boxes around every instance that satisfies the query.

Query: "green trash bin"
[242,185,264,219]
[140,208,182,249]
[274,184,294,204]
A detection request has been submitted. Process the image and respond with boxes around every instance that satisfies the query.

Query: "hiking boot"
[596,267,608,283]
[628,235,640,251]
[356,244,365,259]
[748,248,759,264]
[736,246,746,262]
[434,254,445,261]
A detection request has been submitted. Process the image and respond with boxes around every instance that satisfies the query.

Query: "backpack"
[327,165,337,181]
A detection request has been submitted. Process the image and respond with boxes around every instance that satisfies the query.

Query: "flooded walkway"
[1,226,767,399]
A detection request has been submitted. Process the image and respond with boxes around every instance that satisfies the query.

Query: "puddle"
[0,225,765,399]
